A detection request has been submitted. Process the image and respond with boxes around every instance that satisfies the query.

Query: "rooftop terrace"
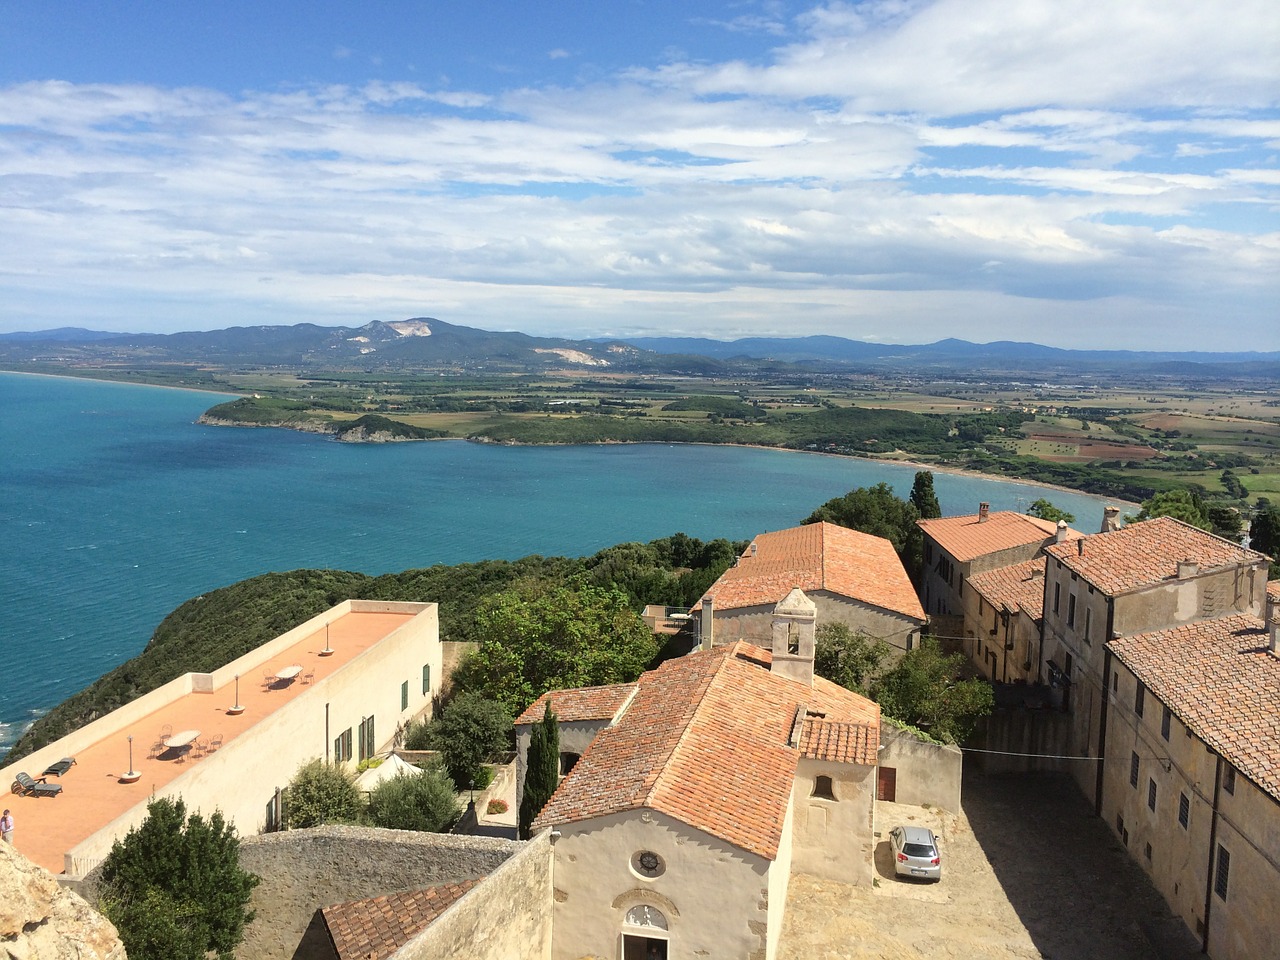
[2,604,420,874]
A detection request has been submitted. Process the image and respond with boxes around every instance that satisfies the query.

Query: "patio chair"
[159,723,173,739]
[41,757,77,778]
[191,738,207,758]
[149,739,166,760]
[301,668,315,684]
[208,733,224,753]
[262,668,276,690]
[12,772,62,797]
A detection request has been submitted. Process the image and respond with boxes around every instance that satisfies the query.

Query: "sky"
[1,1,1277,350]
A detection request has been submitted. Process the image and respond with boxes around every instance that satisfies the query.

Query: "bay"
[0,371,1116,751]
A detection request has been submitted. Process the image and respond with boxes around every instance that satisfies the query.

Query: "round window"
[631,849,666,878]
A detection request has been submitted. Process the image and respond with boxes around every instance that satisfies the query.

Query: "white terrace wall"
[58,602,441,874]
[877,725,963,813]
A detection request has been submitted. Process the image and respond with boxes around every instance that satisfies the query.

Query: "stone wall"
[393,831,554,960]
[977,707,1076,775]
[236,825,523,960]
[877,724,963,812]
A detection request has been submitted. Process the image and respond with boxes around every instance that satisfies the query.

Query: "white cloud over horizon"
[0,0,1276,350]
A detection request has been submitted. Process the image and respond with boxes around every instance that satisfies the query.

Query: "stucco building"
[522,589,881,960]
[694,521,926,655]
[966,557,1048,683]
[0,600,443,876]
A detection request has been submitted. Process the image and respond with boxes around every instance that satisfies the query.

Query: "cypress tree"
[910,470,942,519]
[519,700,560,840]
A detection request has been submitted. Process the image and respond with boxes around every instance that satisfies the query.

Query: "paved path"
[779,771,1202,960]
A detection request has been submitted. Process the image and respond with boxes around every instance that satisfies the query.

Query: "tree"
[803,482,923,578]
[285,758,364,828]
[1134,488,1211,531]
[872,637,994,744]
[1206,505,1245,543]
[1250,504,1280,562]
[1027,498,1075,524]
[366,764,460,832]
[813,622,892,696]
[519,700,560,840]
[455,579,658,718]
[909,471,942,520]
[1221,469,1248,500]
[427,692,512,790]
[98,797,259,960]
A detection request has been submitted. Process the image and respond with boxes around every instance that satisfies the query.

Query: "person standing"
[0,809,13,844]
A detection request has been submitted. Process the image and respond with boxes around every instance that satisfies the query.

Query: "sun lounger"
[41,757,77,777]
[12,772,62,797]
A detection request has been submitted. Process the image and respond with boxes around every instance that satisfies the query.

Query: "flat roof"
[2,607,416,874]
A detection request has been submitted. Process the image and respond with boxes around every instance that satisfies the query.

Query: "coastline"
[0,367,243,398]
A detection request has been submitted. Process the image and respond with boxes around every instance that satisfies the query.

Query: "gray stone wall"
[878,724,963,812]
[393,831,554,960]
[237,825,523,960]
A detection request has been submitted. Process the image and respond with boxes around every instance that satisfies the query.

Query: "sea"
[0,371,1119,753]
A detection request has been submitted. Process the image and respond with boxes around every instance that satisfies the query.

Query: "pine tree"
[519,700,560,840]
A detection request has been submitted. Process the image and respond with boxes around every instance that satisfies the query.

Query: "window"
[811,775,836,800]
[1161,707,1171,741]
[401,680,409,711]
[358,715,376,762]
[1130,752,1140,788]
[1053,583,1061,614]
[787,622,800,655]
[560,752,581,776]
[1067,594,1076,628]
[1084,607,1092,644]
[1215,845,1230,901]
[1115,814,1128,846]
[422,663,431,695]
[1178,792,1189,828]
[1135,681,1145,718]
[1224,766,1236,795]
[1144,842,1152,862]
[1148,778,1157,811]
[334,728,353,764]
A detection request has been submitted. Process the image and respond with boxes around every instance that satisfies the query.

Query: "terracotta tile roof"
[534,641,879,860]
[1044,516,1268,596]
[513,684,638,725]
[968,558,1048,620]
[1110,615,1280,803]
[798,717,877,765]
[1268,580,1280,603]
[697,522,924,621]
[918,511,1078,563]
[323,879,481,960]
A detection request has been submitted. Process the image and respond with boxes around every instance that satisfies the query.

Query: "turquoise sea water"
[0,372,1117,751]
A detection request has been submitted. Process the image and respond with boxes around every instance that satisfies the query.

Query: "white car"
[889,825,941,881]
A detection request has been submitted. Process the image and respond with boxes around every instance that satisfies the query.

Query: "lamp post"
[228,673,246,715]
[320,623,335,657]
[121,735,141,783]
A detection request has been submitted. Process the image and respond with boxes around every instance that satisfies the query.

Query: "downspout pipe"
[1095,648,1111,816]
[1203,756,1224,955]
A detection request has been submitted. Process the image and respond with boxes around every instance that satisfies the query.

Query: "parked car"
[889,825,941,881]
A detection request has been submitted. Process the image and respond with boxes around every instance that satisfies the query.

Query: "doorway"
[622,934,668,960]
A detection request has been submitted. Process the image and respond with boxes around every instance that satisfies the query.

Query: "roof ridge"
[643,646,735,808]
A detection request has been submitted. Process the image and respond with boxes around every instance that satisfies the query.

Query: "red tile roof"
[323,879,482,960]
[1268,580,1280,603]
[1110,614,1280,802]
[968,558,1048,620]
[533,641,879,860]
[697,522,924,621]
[918,511,1077,563]
[1044,516,1267,596]
[514,684,638,725]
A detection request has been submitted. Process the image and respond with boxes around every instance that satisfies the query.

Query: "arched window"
[811,775,836,800]
[624,904,669,930]
[560,751,581,775]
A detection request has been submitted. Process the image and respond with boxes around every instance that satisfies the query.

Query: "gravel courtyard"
[778,770,1203,960]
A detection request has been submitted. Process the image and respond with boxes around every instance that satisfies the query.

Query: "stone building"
[694,521,926,655]
[966,557,1048,683]
[523,589,882,960]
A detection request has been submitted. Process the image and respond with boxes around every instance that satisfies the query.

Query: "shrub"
[285,758,363,828]
[402,719,432,751]
[486,798,508,815]
[366,764,460,833]
[98,797,259,960]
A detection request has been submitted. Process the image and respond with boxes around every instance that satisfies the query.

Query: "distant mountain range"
[2,319,1278,379]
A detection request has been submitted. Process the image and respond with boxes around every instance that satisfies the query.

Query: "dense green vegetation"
[284,759,364,828]
[98,797,259,960]
[423,692,512,790]
[804,480,925,579]
[519,700,559,840]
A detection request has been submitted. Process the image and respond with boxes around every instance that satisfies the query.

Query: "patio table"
[274,664,303,681]
[164,730,201,749]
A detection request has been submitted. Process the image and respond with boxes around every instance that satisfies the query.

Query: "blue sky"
[1,1,1277,349]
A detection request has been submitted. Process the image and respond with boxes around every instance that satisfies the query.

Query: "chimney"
[978,502,990,523]
[1055,520,1069,544]
[700,597,715,651]
[750,542,758,557]
[1101,506,1121,533]
[1177,559,1199,580]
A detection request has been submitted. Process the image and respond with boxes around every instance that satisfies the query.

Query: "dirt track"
[778,771,1202,960]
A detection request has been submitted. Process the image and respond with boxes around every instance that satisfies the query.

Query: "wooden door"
[877,766,897,802]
